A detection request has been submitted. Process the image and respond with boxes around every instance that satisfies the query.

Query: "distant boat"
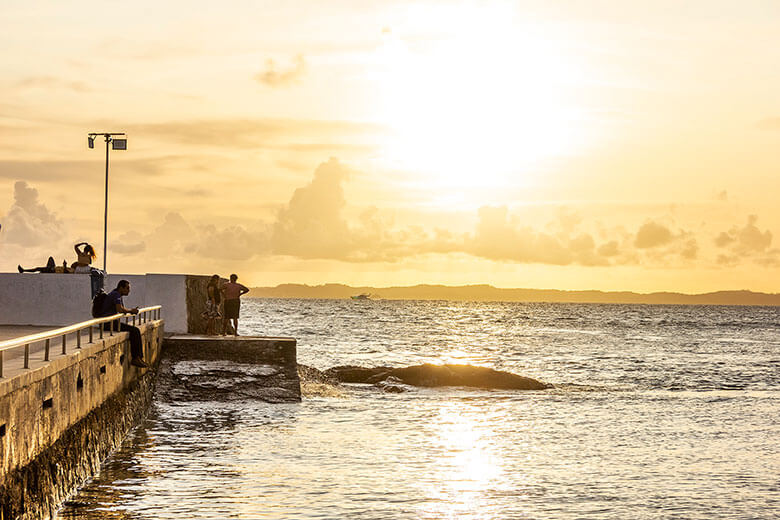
[350,293,376,300]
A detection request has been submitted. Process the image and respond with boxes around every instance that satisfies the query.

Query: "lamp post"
[88,132,127,272]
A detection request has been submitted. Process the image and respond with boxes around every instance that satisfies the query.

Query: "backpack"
[91,290,107,318]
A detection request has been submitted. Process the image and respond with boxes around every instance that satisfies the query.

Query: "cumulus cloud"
[271,157,355,259]
[715,215,772,253]
[255,55,306,87]
[111,231,146,255]
[630,220,698,261]
[714,215,776,266]
[597,240,619,257]
[465,206,609,266]
[634,221,673,248]
[1,181,66,247]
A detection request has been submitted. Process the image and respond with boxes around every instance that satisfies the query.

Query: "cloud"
[465,206,608,266]
[111,231,146,255]
[271,157,355,259]
[109,211,270,263]
[634,221,673,248]
[597,240,619,257]
[15,76,91,93]
[0,158,166,182]
[714,215,772,259]
[193,224,270,261]
[123,118,384,150]
[1,181,66,247]
[255,55,306,87]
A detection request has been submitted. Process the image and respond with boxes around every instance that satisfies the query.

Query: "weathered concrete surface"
[0,320,164,520]
[0,273,208,333]
[159,335,300,403]
[325,363,552,390]
[0,326,57,342]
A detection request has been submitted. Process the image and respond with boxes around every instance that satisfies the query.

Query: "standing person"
[202,274,222,335]
[221,273,249,336]
[72,242,97,273]
[100,279,149,368]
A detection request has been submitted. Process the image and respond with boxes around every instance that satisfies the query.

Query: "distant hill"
[248,283,780,306]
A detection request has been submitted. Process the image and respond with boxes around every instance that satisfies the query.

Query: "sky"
[1,0,779,293]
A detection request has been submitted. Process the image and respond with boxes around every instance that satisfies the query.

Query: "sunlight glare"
[374,3,588,190]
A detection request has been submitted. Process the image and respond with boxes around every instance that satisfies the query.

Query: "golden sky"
[1,0,779,292]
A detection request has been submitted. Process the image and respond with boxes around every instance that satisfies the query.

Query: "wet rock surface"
[159,336,300,403]
[325,363,551,391]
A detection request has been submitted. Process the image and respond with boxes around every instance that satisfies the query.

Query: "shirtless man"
[221,274,249,335]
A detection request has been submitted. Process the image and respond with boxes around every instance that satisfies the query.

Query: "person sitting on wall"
[71,242,97,273]
[100,279,149,368]
[18,256,57,273]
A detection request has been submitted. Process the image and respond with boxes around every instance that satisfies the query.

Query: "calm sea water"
[59,300,780,519]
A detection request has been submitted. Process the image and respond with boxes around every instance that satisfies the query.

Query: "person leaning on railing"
[99,279,149,368]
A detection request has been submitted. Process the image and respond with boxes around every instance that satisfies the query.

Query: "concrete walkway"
[0,326,110,380]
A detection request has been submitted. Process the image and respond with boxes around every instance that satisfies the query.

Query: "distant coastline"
[249,283,780,306]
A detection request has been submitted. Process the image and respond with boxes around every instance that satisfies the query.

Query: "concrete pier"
[0,319,164,520]
[159,335,300,403]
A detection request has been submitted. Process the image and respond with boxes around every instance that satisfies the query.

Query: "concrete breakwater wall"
[0,320,164,520]
[0,273,213,334]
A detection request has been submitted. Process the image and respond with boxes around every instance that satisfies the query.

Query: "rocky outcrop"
[325,363,551,391]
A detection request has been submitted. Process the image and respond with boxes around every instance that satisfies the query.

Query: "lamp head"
[88,136,95,149]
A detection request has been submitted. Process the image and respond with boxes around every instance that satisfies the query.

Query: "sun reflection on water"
[419,402,509,519]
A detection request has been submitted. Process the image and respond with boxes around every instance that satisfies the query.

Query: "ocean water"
[59,300,780,519]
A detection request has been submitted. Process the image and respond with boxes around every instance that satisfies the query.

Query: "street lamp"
[88,132,127,272]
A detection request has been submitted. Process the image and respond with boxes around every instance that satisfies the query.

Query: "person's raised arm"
[239,284,249,296]
[74,242,87,255]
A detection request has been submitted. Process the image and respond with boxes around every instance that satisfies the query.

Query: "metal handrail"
[0,305,162,378]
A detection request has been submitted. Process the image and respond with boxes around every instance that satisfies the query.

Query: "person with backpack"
[96,280,148,368]
[201,274,222,335]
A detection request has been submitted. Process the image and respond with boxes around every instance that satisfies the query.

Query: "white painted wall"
[0,273,190,332]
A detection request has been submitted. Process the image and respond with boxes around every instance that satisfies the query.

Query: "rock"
[323,365,393,383]
[326,363,550,391]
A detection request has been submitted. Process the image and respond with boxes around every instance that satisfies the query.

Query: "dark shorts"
[224,299,240,319]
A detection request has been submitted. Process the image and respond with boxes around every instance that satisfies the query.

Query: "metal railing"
[0,305,161,378]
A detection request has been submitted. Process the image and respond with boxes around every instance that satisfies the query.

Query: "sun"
[373,3,589,190]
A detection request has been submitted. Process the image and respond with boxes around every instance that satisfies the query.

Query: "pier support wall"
[0,320,164,520]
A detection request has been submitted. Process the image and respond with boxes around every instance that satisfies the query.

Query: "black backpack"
[91,290,107,318]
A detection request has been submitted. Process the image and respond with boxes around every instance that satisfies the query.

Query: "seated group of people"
[18,242,98,274]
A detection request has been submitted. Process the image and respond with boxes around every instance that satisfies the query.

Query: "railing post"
[109,320,114,336]
[62,334,67,355]
[132,315,136,326]
[77,330,82,349]
[24,344,30,369]
[0,351,3,377]
[89,326,94,344]
[44,338,50,361]
[99,323,104,339]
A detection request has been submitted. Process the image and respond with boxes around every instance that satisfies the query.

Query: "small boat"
[350,293,374,300]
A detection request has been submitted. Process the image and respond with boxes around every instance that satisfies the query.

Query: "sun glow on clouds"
[373,3,590,190]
